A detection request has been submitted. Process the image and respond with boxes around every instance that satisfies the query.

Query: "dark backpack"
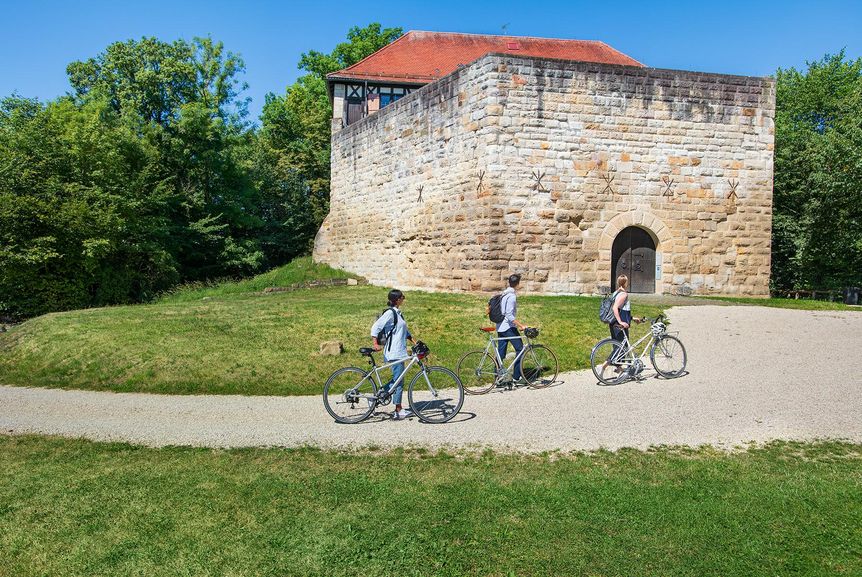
[375,308,398,348]
[599,290,619,324]
[488,293,505,324]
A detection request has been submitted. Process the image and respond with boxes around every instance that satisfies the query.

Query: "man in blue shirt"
[496,274,527,384]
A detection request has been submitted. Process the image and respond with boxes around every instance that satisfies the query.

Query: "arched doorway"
[612,226,656,293]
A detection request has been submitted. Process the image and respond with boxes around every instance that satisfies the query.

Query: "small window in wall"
[380,86,407,108]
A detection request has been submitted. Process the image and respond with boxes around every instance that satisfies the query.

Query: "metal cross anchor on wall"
[662,176,676,198]
[417,185,424,203]
[476,170,486,195]
[727,179,739,203]
[601,172,616,195]
[531,170,548,193]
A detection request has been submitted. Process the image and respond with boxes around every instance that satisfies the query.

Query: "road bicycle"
[589,314,687,385]
[456,327,559,394]
[323,341,464,424]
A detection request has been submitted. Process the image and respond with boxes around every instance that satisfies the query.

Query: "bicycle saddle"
[479,327,496,332]
[358,347,375,356]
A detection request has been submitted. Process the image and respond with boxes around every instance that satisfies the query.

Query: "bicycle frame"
[611,329,656,365]
[478,333,536,378]
[354,352,437,401]
[610,315,678,365]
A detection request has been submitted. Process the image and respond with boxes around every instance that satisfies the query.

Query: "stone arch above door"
[598,211,675,293]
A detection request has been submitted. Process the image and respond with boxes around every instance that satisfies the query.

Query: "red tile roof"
[327,31,644,85]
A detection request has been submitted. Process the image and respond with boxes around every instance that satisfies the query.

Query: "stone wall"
[314,53,775,295]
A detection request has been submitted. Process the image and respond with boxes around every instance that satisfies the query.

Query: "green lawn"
[0,264,663,395]
[158,256,360,303]
[0,436,859,577]
[702,296,861,310]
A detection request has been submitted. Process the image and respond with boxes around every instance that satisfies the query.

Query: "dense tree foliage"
[773,52,862,291]
[1,25,402,319]
[257,23,403,259]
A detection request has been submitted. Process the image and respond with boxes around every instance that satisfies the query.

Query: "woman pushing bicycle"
[369,289,416,420]
[600,274,645,378]
[609,274,645,342]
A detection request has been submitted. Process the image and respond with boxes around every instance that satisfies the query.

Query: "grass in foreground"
[1,436,860,577]
[0,284,663,396]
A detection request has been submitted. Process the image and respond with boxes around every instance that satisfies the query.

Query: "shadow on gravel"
[417,411,476,424]
[594,370,691,387]
[344,411,477,425]
[654,371,690,380]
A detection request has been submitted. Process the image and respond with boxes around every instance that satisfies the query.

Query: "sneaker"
[392,409,412,420]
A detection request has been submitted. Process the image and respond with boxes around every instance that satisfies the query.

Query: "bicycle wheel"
[408,366,464,424]
[590,338,633,385]
[323,367,378,424]
[457,350,500,395]
[650,335,687,378]
[520,344,559,388]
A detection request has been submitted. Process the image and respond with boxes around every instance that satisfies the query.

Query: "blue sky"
[2,0,861,120]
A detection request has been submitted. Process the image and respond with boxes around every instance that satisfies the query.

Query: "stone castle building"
[313,31,775,295]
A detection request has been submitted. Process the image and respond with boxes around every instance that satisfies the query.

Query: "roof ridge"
[404,30,609,44]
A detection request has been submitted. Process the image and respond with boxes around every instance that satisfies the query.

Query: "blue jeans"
[382,361,406,405]
[497,327,523,380]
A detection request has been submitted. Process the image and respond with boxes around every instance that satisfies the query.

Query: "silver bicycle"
[457,327,559,394]
[589,313,687,385]
[323,341,464,424]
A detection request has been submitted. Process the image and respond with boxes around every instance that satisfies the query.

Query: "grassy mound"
[2,436,860,576]
[159,256,359,303]
[0,281,664,395]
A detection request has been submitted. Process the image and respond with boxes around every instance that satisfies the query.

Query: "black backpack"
[488,293,505,324]
[375,307,398,348]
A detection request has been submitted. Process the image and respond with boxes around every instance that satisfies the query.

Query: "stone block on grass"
[320,341,344,356]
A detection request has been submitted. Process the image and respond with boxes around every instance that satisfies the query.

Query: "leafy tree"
[1,27,404,318]
[773,51,862,291]
[67,36,247,125]
[297,23,403,78]
[0,95,178,317]
[257,24,403,261]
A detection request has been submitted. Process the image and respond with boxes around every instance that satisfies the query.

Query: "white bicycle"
[590,314,687,385]
[323,341,464,424]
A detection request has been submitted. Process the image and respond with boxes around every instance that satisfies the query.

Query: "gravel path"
[2,306,861,452]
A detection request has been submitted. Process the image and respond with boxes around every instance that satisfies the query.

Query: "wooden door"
[345,99,364,126]
[612,227,656,293]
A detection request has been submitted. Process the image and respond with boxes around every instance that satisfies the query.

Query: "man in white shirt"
[496,274,527,384]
